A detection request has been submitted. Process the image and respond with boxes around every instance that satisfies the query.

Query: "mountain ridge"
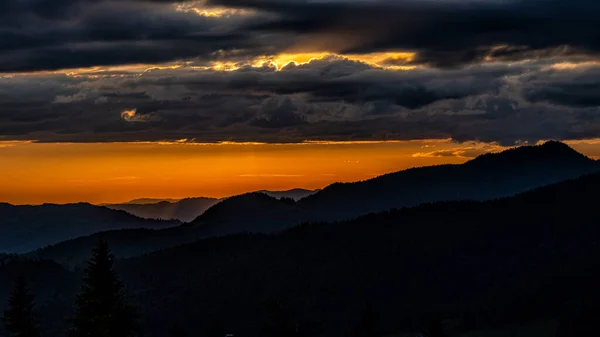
[105,197,221,222]
[7,169,600,336]
[0,203,179,254]
[103,189,320,222]
[188,141,600,231]
[31,141,600,265]
[100,170,600,336]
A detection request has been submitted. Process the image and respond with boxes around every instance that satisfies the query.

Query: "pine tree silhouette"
[2,275,41,337]
[69,240,139,337]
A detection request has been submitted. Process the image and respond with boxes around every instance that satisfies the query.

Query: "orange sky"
[1,139,599,205]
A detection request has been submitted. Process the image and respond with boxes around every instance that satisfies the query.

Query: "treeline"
[3,241,138,337]
[4,242,455,337]
[3,241,598,337]
[8,180,600,337]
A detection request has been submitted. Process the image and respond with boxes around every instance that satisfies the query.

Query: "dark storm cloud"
[129,58,519,109]
[209,0,600,67]
[2,0,600,71]
[0,0,193,20]
[5,57,600,145]
[0,0,286,72]
[522,65,600,107]
[4,0,600,144]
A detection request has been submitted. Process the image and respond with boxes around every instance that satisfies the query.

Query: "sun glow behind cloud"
[2,139,600,205]
[174,2,254,18]
[4,51,419,77]
[262,52,417,70]
[548,61,600,70]
[7,43,593,78]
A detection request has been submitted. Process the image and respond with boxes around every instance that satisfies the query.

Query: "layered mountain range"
[26,141,600,266]
[2,142,600,336]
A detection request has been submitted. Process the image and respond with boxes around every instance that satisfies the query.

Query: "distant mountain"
[190,193,299,236]
[34,194,293,266]
[299,141,599,219]
[105,189,318,222]
[8,171,600,336]
[258,188,320,200]
[123,198,181,205]
[0,203,178,254]
[105,197,221,222]
[117,172,600,336]
[33,142,600,265]
[190,141,600,235]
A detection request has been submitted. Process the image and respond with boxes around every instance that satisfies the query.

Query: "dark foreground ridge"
[3,171,600,336]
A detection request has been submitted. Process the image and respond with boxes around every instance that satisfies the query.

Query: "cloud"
[521,64,600,107]
[0,0,285,72]
[121,109,159,122]
[412,143,504,158]
[0,141,33,148]
[2,0,600,72]
[4,1,600,144]
[3,56,600,145]
[206,0,600,67]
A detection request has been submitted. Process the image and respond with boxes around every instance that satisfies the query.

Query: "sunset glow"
[0,140,493,205]
[3,0,600,333]
[1,139,599,205]
[5,51,419,78]
[2,0,600,206]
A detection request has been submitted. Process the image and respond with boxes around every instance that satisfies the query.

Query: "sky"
[0,139,499,204]
[2,138,600,205]
[3,0,600,203]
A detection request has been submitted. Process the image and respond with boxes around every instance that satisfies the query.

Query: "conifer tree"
[69,240,139,337]
[2,275,41,337]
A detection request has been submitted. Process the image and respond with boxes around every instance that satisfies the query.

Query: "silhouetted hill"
[35,194,294,266]
[124,198,181,205]
[7,172,600,336]
[0,203,179,254]
[185,141,600,237]
[258,188,320,200]
[299,141,599,219]
[106,197,221,222]
[120,173,600,336]
[465,140,593,170]
[104,190,317,222]
[188,192,306,237]
[33,142,600,264]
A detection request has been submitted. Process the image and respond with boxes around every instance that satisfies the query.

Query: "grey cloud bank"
[2,0,600,144]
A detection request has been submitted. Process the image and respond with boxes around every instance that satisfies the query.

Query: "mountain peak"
[537,140,576,153]
[528,141,589,160]
[467,141,591,167]
[197,192,283,221]
[258,188,320,201]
